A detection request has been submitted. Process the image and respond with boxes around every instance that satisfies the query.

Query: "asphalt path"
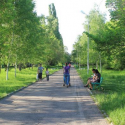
[0,67,109,125]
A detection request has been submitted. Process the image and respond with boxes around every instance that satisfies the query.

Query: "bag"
[36,74,38,80]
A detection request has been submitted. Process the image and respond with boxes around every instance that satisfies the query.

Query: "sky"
[33,0,110,53]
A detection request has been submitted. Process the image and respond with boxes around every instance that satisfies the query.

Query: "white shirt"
[46,71,49,75]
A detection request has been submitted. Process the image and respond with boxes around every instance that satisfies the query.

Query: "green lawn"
[77,68,125,125]
[0,66,60,99]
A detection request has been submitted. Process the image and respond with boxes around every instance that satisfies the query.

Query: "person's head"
[95,69,99,74]
[40,64,42,67]
[92,69,96,74]
[46,68,48,71]
[65,63,68,66]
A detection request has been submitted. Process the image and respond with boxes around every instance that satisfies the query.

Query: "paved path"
[0,67,109,125]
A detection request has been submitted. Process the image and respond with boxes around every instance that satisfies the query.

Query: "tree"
[106,0,125,69]
[0,1,65,80]
[72,9,106,72]
[0,0,15,79]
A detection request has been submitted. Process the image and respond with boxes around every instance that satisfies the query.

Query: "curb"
[87,88,93,95]
[75,69,114,125]
[0,82,35,100]
[87,88,114,125]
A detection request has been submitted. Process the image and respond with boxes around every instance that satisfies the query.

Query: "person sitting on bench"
[84,69,101,90]
[87,69,96,81]
[84,69,96,87]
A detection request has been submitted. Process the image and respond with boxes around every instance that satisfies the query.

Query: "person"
[87,69,96,81]
[85,69,101,90]
[38,64,44,80]
[63,63,70,87]
[84,69,96,87]
[46,68,49,81]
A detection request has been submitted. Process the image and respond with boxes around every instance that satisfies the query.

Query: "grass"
[0,66,60,99]
[76,67,125,125]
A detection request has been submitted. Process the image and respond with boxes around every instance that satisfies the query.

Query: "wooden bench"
[91,77,103,90]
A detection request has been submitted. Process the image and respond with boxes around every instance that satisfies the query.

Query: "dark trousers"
[38,73,42,79]
[46,75,49,81]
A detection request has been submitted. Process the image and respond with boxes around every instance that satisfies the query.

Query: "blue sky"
[34,0,110,53]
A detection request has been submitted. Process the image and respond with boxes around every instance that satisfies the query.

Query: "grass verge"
[0,66,60,99]
[76,67,125,125]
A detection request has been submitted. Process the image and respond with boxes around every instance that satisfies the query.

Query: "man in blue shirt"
[38,64,44,80]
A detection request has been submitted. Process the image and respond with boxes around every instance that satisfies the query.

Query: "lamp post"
[81,11,89,74]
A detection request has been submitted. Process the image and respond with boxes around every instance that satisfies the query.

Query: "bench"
[91,77,103,90]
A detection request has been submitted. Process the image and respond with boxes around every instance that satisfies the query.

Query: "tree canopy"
[72,2,125,70]
[0,1,69,79]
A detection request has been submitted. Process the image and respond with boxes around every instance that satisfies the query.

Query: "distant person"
[46,68,49,81]
[38,64,44,80]
[63,63,70,87]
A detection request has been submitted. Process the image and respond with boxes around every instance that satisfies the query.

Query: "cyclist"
[63,63,70,87]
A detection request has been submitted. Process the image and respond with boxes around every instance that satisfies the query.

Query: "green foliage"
[0,1,67,78]
[0,0,15,65]
[72,9,105,68]
[105,0,125,70]
[72,2,125,70]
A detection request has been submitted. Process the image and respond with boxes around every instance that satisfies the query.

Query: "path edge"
[76,68,114,125]
[0,70,60,101]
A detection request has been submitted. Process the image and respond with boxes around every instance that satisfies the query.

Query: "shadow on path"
[0,67,109,125]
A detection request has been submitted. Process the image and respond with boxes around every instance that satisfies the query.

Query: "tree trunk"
[79,58,80,69]
[99,53,102,73]
[6,63,9,80]
[79,56,80,69]
[0,62,1,73]
[0,50,2,73]
[19,64,21,71]
[0,65,1,73]
[32,64,33,69]
[77,53,78,67]
[96,61,98,69]
[15,62,17,77]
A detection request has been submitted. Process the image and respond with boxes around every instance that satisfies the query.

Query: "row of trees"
[72,0,125,71]
[0,0,68,79]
